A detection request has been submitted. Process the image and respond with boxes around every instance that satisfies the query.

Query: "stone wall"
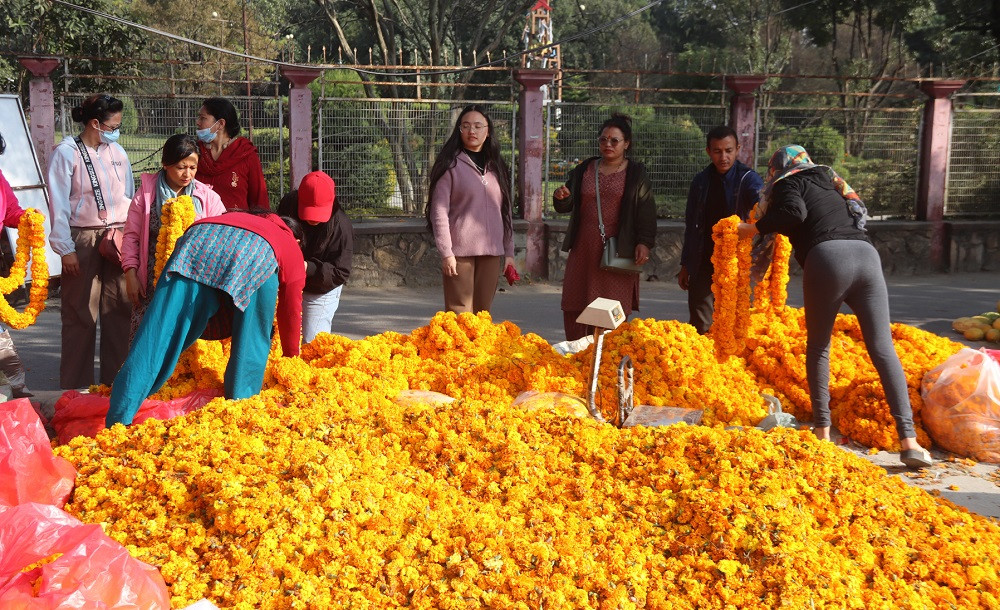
[350,219,1000,287]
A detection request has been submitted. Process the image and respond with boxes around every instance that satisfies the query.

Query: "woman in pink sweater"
[121,134,226,339]
[426,105,515,314]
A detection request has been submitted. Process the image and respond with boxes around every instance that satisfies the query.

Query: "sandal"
[900,448,933,469]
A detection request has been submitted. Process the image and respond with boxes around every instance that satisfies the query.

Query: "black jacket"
[755,169,869,268]
[553,157,657,257]
[277,191,354,294]
[680,160,762,280]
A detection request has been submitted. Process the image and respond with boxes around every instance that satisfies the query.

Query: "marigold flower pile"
[47,214,992,608]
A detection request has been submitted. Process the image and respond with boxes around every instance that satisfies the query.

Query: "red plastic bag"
[50,389,221,445]
[921,348,1000,463]
[0,502,170,609]
[0,399,76,509]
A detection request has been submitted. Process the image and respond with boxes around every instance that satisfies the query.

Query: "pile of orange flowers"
[54,313,1000,607]
[0,209,48,329]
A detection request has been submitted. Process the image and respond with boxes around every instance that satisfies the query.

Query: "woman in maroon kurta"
[195,97,270,210]
[553,114,657,341]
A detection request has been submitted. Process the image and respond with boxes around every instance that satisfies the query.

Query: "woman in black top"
[738,145,932,469]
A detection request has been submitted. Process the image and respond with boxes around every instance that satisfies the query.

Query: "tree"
[302,0,534,213]
[1,0,147,92]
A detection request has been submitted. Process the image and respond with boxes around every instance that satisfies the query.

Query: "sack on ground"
[0,399,76,508]
[921,347,1000,463]
[0,502,171,608]
[50,389,221,444]
[600,236,643,274]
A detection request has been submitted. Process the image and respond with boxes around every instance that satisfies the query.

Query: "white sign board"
[0,94,62,278]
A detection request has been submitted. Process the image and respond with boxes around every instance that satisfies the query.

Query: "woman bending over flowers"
[738,145,932,468]
[107,211,305,427]
[122,134,226,339]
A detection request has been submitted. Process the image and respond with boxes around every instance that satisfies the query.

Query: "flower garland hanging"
[0,209,49,329]
[709,215,751,358]
[153,195,195,286]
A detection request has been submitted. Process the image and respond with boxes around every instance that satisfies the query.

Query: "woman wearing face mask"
[194,97,269,210]
[121,134,226,339]
[47,93,135,389]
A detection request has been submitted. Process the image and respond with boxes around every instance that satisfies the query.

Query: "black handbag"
[594,160,643,274]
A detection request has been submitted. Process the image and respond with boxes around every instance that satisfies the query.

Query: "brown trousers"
[442,255,503,314]
[60,228,132,388]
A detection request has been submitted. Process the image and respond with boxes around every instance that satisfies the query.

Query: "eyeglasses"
[598,136,625,146]
[460,123,487,133]
[99,121,122,132]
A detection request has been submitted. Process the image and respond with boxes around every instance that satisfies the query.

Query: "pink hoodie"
[121,173,226,295]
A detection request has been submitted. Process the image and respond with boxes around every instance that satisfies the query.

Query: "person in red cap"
[277,170,353,343]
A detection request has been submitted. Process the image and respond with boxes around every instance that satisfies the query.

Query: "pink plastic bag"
[50,389,221,445]
[0,399,76,509]
[0,502,171,609]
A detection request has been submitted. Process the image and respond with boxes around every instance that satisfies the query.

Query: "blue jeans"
[301,285,343,343]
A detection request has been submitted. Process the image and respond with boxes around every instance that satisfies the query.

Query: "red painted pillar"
[917,79,965,270]
[514,68,556,279]
[724,75,766,168]
[17,56,61,173]
[280,66,322,189]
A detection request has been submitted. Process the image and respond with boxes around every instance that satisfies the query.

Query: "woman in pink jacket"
[426,105,515,314]
[122,134,225,338]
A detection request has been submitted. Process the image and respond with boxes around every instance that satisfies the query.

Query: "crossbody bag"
[73,136,123,264]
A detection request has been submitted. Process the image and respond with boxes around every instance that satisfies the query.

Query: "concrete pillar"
[514,68,556,279]
[917,79,965,271]
[17,56,61,173]
[280,66,322,189]
[724,75,767,168]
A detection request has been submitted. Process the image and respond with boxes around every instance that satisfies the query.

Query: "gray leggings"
[802,240,915,439]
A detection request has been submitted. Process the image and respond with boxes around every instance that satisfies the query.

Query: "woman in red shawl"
[195,97,269,210]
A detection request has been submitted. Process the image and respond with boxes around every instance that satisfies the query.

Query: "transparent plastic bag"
[921,348,1000,463]
[512,391,590,419]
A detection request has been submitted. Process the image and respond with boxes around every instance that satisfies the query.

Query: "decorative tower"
[520,0,562,100]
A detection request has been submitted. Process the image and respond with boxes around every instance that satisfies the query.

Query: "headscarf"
[750,145,868,282]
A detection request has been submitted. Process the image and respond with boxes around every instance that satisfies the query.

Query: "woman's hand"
[553,186,570,200]
[737,222,758,240]
[124,268,142,307]
[61,253,80,276]
[633,244,650,265]
[504,256,515,271]
[442,256,458,277]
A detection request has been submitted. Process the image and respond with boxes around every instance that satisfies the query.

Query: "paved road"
[10,271,1000,517]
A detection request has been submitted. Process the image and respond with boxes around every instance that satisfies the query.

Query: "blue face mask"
[196,120,219,143]
[100,128,120,144]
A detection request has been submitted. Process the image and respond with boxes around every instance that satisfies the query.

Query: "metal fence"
[57,93,286,201]
[317,97,518,215]
[543,102,728,217]
[947,107,1000,217]
[756,106,923,218]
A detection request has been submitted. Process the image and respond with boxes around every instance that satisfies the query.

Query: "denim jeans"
[301,285,343,343]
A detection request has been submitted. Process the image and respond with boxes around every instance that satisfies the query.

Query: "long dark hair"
[71,94,124,126]
[161,133,199,166]
[425,105,512,238]
[202,97,242,138]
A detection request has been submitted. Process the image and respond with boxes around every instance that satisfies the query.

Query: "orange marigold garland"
[0,209,49,329]
[154,195,195,286]
[709,215,749,357]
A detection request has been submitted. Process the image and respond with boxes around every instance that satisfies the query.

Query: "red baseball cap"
[298,171,336,223]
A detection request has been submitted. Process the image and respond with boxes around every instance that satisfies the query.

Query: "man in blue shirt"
[678,125,763,334]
